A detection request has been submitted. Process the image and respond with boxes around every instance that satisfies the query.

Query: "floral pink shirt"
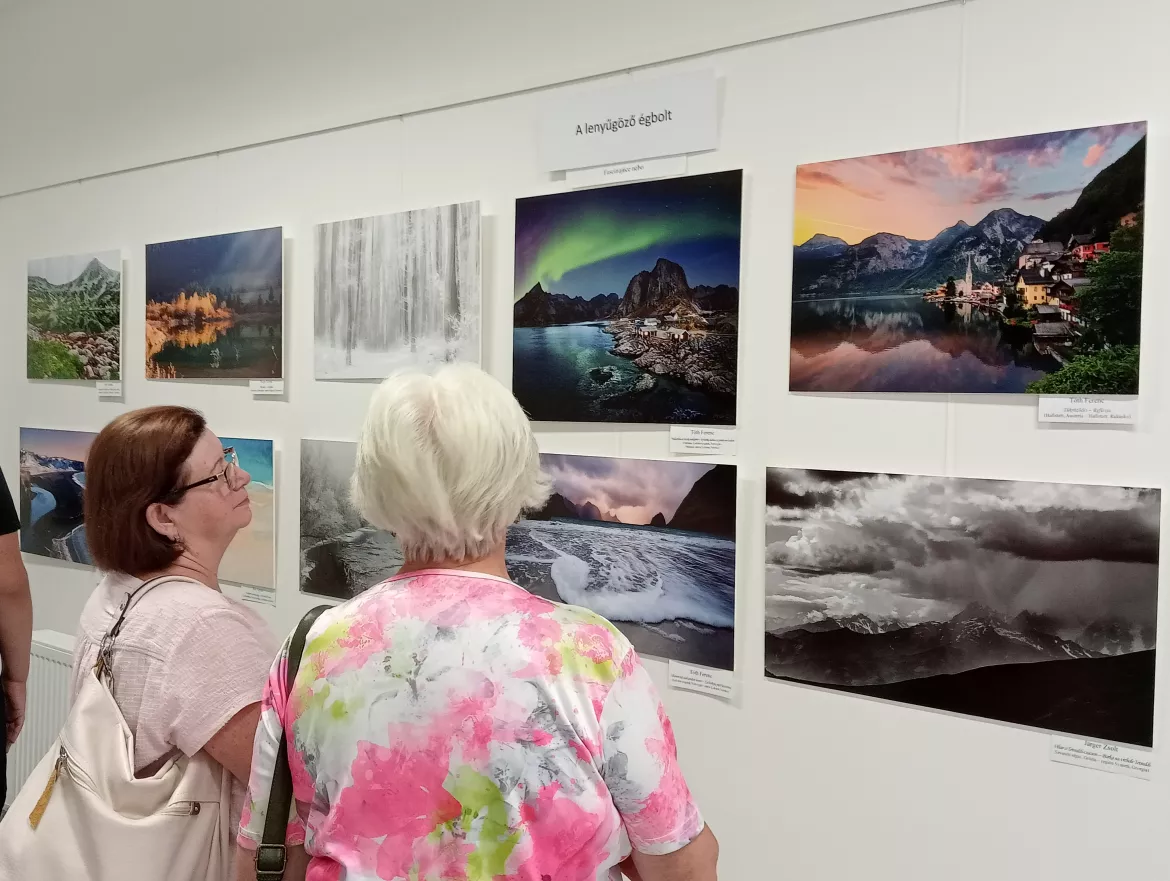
[238,570,703,880]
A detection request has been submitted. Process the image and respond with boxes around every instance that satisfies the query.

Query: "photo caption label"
[1038,396,1136,426]
[668,661,737,701]
[250,378,284,396]
[669,425,737,456]
[566,156,687,189]
[221,582,277,608]
[96,381,122,398]
[1051,735,1151,780]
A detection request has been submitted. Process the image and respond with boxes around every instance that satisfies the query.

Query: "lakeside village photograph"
[789,122,1146,395]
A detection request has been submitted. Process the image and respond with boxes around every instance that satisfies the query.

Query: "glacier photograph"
[18,428,97,564]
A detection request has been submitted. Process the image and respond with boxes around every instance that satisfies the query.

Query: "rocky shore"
[605,320,736,395]
[28,325,120,380]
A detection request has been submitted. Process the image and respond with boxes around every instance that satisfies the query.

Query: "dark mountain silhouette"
[690,284,739,312]
[529,492,579,521]
[615,258,693,318]
[667,465,736,538]
[1038,135,1146,244]
[514,258,739,327]
[512,283,619,327]
[578,501,604,522]
[793,207,1044,297]
[650,512,667,527]
[794,650,1155,747]
[765,603,1098,688]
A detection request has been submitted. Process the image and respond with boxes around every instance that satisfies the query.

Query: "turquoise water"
[512,323,732,424]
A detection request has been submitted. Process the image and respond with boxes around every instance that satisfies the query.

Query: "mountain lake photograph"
[764,468,1159,745]
[790,123,1146,394]
[145,227,283,379]
[513,170,742,425]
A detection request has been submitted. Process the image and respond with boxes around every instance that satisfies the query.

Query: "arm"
[600,645,716,881]
[628,825,719,881]
[0,531,32,750]
[203,702,262,785]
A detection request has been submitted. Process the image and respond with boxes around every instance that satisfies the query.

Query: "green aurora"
[514,208,741,300]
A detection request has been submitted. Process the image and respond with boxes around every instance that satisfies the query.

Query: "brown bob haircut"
[84,405,207,575]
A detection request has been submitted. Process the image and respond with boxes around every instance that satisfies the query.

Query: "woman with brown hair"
[69,405,277,850]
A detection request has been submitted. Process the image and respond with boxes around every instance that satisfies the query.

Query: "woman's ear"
[145,502,180,543]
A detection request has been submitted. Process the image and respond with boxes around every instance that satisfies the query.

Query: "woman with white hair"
[236,364,719,881]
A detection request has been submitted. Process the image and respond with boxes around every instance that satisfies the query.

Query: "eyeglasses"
[166,447,245,500]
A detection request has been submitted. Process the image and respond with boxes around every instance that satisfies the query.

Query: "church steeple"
[964,255,973,296]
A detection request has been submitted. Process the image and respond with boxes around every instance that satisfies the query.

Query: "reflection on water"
[513,323,732,424]
[147,319,282,378]
[789,295,1058,393]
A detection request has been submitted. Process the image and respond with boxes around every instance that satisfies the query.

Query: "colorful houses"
[1018,240,1064,269]
[1067,233,1110,262]
[1016,269,1052,308]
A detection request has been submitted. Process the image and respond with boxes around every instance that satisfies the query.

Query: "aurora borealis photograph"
[512,170,743,425]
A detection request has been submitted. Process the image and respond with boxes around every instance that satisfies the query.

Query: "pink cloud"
[796,167,880,200]
[969,169,1011,203]
[1083,143,1107,167]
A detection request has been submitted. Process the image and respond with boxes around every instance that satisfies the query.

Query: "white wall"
[0,0,939,196]
[2,0,1169,878]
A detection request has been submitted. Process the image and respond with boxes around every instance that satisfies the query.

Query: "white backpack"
[0,577,232,881]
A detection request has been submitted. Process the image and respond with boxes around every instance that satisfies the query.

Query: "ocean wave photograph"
[507,453,737,670]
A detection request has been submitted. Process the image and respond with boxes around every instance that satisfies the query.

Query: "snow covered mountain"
[792,208,1045,298]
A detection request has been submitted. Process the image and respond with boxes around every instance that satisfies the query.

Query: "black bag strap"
[255,605,331,881]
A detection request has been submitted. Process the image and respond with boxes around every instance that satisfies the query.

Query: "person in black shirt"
[0,466,31,806]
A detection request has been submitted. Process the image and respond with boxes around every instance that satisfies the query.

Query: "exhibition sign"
[537,69,718,171]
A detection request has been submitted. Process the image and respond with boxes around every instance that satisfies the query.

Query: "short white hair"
[352,363,551,563]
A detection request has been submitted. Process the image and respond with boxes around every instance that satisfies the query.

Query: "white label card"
[1038,396,1136,425]
[223,584,278,608]
[538,69,718,171]
[566,156,687,189]
[96,381,122,397]
[669,426,737,456]
[250,379,285,395]
[668,661,737,701]
[1050,735,1151,780]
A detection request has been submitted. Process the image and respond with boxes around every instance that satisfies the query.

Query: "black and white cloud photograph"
[764,469,1160,746]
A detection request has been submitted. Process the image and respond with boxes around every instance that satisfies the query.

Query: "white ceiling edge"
[0,0,948,197]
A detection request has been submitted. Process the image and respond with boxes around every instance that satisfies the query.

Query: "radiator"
[5,630,74,810]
